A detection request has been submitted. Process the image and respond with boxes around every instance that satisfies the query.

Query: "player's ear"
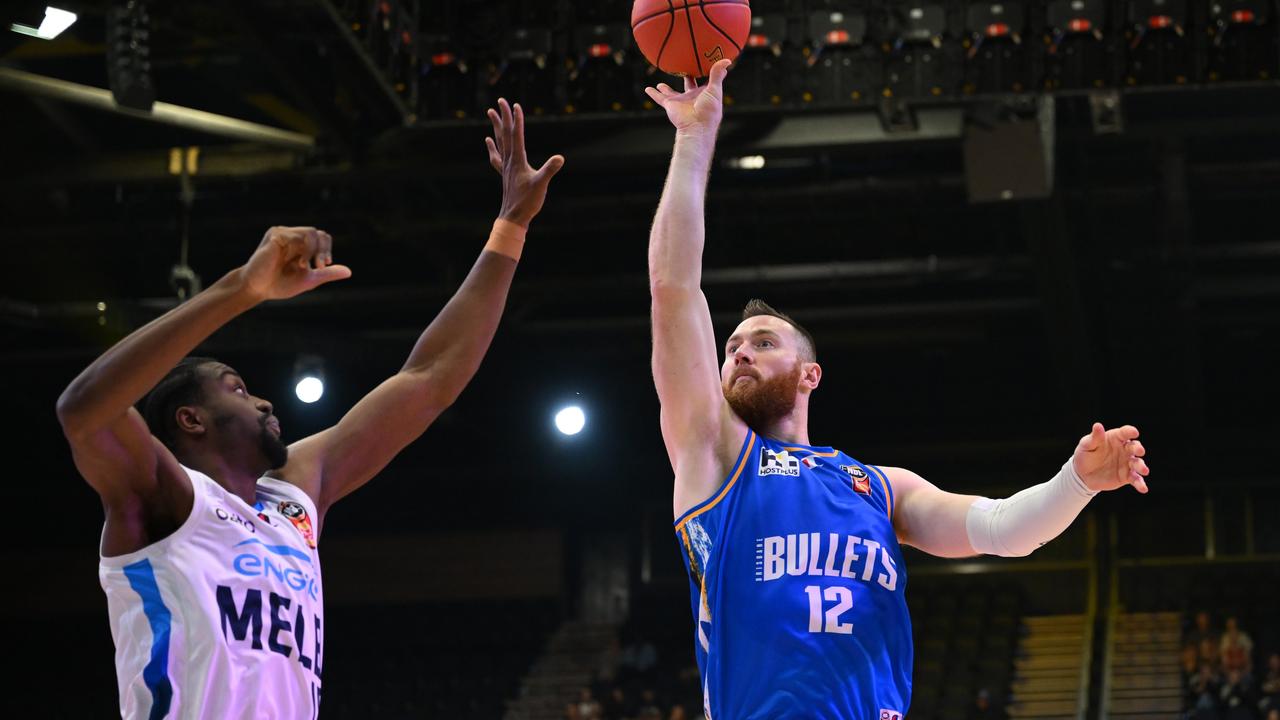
[175,405,207,437]
[800,362,821,392]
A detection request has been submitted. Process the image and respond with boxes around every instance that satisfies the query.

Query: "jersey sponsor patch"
[759,447,800,477]
[279,501,317,548]
[879,710,903,720]
[841,464,872,495]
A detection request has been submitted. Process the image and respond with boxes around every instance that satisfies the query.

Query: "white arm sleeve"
[965,458,1097,557]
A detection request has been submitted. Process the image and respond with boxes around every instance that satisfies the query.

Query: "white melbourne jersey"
[99,465,325,719]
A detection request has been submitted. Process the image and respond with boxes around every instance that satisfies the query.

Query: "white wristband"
[965,458,1096,557]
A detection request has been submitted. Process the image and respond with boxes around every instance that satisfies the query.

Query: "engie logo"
[759,448,800,477]
[231,538,319,601]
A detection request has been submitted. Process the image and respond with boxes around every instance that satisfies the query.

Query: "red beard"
[723,362,802,432]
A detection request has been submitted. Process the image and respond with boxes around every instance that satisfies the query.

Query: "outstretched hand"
[486,98,565,228]
[644,59,732,137]
[240,226,352,301]
[1072,423,1150,494]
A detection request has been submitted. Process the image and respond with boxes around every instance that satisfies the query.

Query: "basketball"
[631,0,752,78]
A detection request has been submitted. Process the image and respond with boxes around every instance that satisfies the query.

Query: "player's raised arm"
[56,228,348,509]
[887,423,1150,558]
[645,60,746,517]
[277,99,564,519]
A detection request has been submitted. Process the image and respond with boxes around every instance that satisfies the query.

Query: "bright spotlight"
[727,155,766,170]
[293,354,325,404]
[10,7,77,40]
[295,376,324,404]
[555,405,585,436]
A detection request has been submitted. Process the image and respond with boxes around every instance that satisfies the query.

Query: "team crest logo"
[278,501,317,548]
[759,448,800,477]
[841,464,872,495]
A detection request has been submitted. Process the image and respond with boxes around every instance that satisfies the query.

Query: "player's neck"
[181,451,263,505]
[760,408,811,447]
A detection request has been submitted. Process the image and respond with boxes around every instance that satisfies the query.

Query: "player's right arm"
[645,59,747,518]
[56,228,349,542]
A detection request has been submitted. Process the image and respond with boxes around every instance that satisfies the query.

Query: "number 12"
[804,585,854,634]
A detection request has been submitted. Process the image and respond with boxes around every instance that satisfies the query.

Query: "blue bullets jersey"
[674,429,912,720]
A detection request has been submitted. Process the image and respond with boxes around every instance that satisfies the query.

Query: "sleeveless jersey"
[99,466,325,719]
[674,430,912,720]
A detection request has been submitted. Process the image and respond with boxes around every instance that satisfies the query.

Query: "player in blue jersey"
[644,59,1151,719]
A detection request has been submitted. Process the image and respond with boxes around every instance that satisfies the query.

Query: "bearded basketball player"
[645,59,1151,719]
[56,99,562,719]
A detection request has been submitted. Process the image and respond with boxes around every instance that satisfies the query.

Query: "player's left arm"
[886,423,1150,558]
[276,98,564,521]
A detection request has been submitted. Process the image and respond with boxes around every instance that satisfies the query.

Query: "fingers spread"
[486,137,502,172]
[513,102,527,163]
[487,108,504,155]
[536,154,565,183]
[708,58,731,89]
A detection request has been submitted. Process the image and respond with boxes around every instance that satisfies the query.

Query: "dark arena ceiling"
[3,0,1279,543]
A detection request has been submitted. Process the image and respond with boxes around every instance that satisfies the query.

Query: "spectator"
[1188,611,1220,651]
[1267,709,1279,720]
[602,686,630,720]
[1203,637,1224,674]
[967,687,1002,720]
[576,687,603,720]
[1221,617,1255,676]
[635,689,662,720]
[1259,653,1280,714]
[668,705,688,720]
[1185,644,1205,681]
[1189,662,1223,719]
[1219,669,1257,720]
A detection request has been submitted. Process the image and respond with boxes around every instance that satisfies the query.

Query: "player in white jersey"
[56,99,562,719]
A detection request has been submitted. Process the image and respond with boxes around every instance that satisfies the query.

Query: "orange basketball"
[631,0,751,78]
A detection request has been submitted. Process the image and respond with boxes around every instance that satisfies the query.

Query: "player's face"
[721,315,804,389]
[721,316,806,428]
[201,363,288,470]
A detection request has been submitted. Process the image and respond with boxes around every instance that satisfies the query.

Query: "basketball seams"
[698,3,745,56]
[631,0,750,29]
[654,0,678,70]
[635,0,750,76]
[683,4,705,77]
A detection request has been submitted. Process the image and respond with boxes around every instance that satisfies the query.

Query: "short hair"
[140,357,219,451]
[741,299,816,362]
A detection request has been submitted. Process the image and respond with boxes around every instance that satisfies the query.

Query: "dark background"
[2,0,1278,718]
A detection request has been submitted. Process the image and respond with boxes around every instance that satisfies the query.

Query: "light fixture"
[10,6,76,40]
[554,405,586,436]
[294,355,325,404]
[727,155,766,170]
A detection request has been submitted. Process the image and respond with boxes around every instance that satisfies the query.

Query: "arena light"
[294,355,325,404]
[10,6,77,40]
[554,405,586,436]
[727,155,766,170]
